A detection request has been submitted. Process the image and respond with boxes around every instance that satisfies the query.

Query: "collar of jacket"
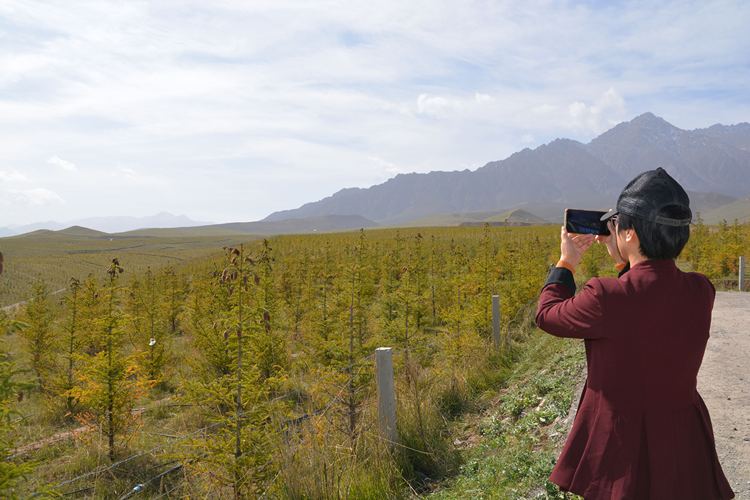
[628,258,677,272]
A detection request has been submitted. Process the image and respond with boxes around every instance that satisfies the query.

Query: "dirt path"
[697,291,750,498]
[1,287,66,312]
[9,397,174,458]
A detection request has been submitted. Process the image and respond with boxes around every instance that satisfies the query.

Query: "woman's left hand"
[560,225,595,267]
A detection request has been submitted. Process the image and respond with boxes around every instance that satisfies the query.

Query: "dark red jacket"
[536,258,735,499]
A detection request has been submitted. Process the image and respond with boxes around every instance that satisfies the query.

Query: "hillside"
[56,225,110,238]
[701,198,750,224]
[120,214,378,238]
[401,208,550,227]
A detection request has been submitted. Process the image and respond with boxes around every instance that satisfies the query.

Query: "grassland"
[428,330,586,499]
[0,230,256,307]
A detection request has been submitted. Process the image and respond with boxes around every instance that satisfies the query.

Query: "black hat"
[600,167,692,226]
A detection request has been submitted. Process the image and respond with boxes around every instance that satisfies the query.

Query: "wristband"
[614,261,627,271]
[556,258,576,274]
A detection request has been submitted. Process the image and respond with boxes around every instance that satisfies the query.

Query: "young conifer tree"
[0,311,9,337]
[0,346,33,495]
[78,259,142,461]
[183,246,279,498]
[61,278,81,415]
[161,266,184,335]
[18,280,54,392]
[185,269,233,376]
[480,223,493,336]
[429,234,439,326]
[138,268,167,386]
[314,242,336,363]
[253,239,288,390]
[339,230,373,441]
[394,233,429,446]
[79,275,103,355]
[292,249,310,340]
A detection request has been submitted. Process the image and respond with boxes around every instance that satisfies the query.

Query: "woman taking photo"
[535,167,735,499]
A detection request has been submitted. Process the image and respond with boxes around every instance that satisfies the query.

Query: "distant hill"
[701,198,750,224]
[264,113,750,225]
[7,227,108,241]
[1,212,208,236]
[402,208,550,227]
[57,226,110,238]
[117,214,378,238]
[484,208,549,224]
[207,214,378,234]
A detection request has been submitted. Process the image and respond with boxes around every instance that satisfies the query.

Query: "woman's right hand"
[595,220,626,265]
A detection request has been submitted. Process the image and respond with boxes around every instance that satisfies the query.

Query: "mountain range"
[264,112,750,225]
[3,112,750,240]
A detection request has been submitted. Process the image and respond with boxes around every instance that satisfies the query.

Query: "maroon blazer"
[536,258,735,499]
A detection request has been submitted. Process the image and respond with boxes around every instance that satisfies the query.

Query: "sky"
[1,0,749,226]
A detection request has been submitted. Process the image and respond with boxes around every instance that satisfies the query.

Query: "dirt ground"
[697,291,750,499]
[557,290,749,498]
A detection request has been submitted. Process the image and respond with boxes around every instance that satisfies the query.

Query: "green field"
[0,230,256,308]
[0,221,748,498]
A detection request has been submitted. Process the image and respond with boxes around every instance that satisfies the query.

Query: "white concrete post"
[375,347,398,445]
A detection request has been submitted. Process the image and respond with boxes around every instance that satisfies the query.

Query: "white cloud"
[568,88,627,134]
[18,188,65,205]
[474,93,494,103]
[532,104,557,114]
[417,93,461,117]
[0,169,29,183]
[368,156,408,176]
[0,187,64,207]
[0,168,63,213]
[48,156,78,172]
[0,0,747,225]
[112,167,165,186]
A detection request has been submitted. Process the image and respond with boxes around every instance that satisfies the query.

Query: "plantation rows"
[1,222,748,498]
[0,233,245,308]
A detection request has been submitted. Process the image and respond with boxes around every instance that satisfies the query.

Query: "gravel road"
[698,291,750,499]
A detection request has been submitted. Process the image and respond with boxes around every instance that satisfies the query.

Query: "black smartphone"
[564,209,611,236]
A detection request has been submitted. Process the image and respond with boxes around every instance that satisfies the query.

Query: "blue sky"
[0,0,749,226]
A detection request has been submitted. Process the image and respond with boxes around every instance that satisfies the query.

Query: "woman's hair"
[616,205,691,259]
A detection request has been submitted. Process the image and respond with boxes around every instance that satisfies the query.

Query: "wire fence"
[45,351,378,498]
[27,292,541,498]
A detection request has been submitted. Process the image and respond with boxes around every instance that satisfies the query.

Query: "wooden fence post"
[375,347,398,445]
[740,256,745,292]
[492,295,501,351]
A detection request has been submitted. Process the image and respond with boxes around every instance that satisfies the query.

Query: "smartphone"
[564,209,611,236]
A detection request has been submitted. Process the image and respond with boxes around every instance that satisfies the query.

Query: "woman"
[535,167,735,499]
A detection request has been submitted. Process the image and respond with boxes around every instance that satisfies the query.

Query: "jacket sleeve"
[535,266,608,339]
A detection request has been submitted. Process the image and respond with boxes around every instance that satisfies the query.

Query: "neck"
[628,253,649,268]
